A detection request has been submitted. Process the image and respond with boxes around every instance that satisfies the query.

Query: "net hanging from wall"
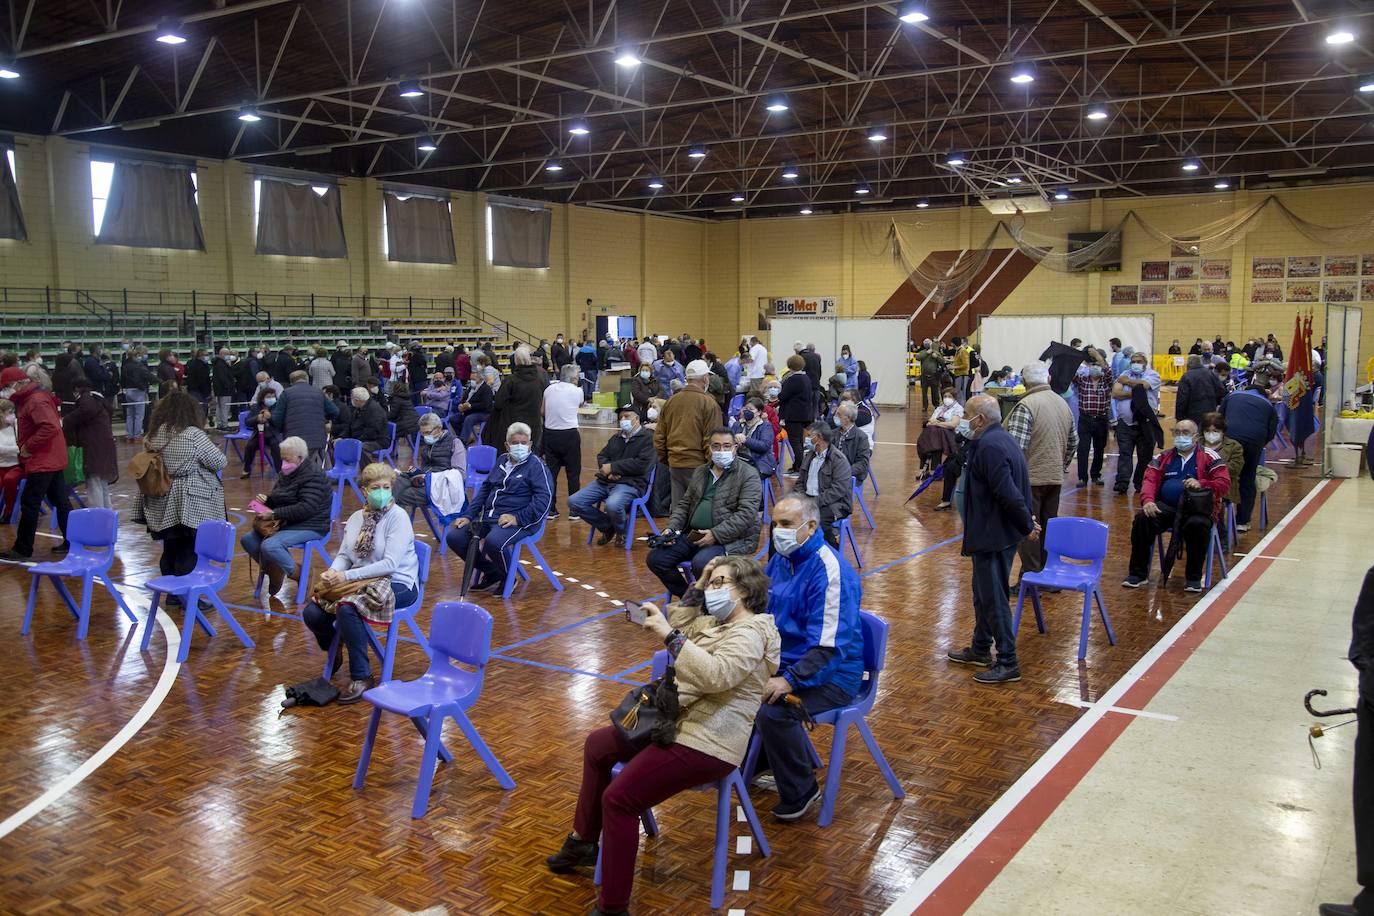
[862,194,1374,308]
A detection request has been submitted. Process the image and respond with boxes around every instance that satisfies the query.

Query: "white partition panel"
[977,316,1065,375]
[767,318,835,378]
[836,318,909,405]
[1063,316,1154,357]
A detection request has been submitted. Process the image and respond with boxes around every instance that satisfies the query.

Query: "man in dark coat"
[1175,354,1228,426]
[330,340,353,391]
[211,349,236,429]
[272,372,339,460]
[186,348,213,418]
[271,347,296,388]
[947,395,1037,685]
[348,387,389,461]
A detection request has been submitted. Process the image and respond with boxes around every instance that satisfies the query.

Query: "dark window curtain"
[490,202,551,268]
[0,150,24,241]
[255,178,347,258]
[96,159,204,250]
[384,192,455,263]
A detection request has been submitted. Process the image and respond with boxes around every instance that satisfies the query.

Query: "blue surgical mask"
[619,419,634,434]
[711,450,735,469]
[1130,364,1145,376]
[509,444,530,462]
[1088,366,1103,378]
[423,434,439,444]
[704,586,736,621]
[741,408,755,422]
[264,397,277,407]
[772,526,802,555]
[956,419,972,438]
[766,387,780,398]
[1174,435,1195,451]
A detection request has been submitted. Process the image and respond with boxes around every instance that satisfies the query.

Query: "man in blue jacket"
[948,395,1038,684]
[754,493,863,822]
[445,422,553,593]
[1220,367,1279,532]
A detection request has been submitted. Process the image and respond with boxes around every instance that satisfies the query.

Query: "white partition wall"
[767,317,907,405]
[1062,316,1154,357]
[978,314,1155,372]
[768,317,835,375]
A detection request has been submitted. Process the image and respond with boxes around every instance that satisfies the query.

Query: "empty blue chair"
[743,611,903,828]
[327,438,366,516]
[863,381,880,417]
[21,508,136,640]
[852,480,875,529]
[221,410,253,461]
[582,467,660,550]
[466,444,497,495]
[836,516,862,567]
[866,469,880,498]
[501,517,564,599]
[1013,517,1116,661]
[375,422,400,468]
[1155,522,1229,589]
[354,601,515,818]
[597,651,771,909]
[414,406,433,417]
[323,540,433,684]
[142,520,255,663]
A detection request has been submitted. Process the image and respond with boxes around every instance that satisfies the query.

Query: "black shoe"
[0,548,33,562]
[973,664,1022,684]
[1077,479,1088,487]
[338,677,375,705]
[164,594,185,608]
[771,784,822,821]
[596,527,615,546]
[1092,477,1105,486]
[611,533,626,548]
[1318,905,1356,916]
[240,471,252,479]
[947,647,992,667]
[546,832,599,873]
[547,510,560,521]
[1112,484,1128,495]
[51,541,69,555]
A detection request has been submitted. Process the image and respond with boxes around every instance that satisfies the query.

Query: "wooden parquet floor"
[0,393,1324,915]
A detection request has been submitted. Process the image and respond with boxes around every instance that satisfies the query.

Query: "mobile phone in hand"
[686,530,704,543]
[624,601,648,625]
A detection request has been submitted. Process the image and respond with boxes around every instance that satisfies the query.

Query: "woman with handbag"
[546,555,780,916]
[301,462,419,704]
[239,436,332,607]
[62,377,118,509]
[132,390,227,597]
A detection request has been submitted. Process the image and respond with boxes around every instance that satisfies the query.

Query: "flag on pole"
[1283,311,1311,409]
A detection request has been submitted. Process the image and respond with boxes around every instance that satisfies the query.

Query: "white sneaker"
[1235,523,1250,532]
[752,773,778,793]
[277,577,299,602]
[258,589,274,611]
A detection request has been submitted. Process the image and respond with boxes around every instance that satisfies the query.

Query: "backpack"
[128,446,171,497]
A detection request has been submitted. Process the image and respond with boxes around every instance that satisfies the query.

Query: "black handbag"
[1181,486,1214,522]
[610,665,681,750]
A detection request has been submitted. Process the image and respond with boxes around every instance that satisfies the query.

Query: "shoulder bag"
[128,445,171,497]
[609,665,681,750]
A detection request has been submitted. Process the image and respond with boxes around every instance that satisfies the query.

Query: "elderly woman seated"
[916,386,962,479]
[393,412,468,509]
[240,436,332,605]
[301,462,420,703]
[444,422,552,593]
[731,396,777,479]
[455,365,497,444]
[422,373,452,417]
[546,555,781,916]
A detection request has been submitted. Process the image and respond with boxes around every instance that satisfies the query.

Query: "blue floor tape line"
[613,658,654,678]
[860,534,962,578]
[493,608,625,654]
[491,653,638,685]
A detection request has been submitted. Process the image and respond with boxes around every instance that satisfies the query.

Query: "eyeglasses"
[707,577,734,589]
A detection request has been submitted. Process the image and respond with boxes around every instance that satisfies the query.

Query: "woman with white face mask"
[1200,411,1244,511]
[915,386,964,479]
[547,555,780,915]
[629,362,662,419]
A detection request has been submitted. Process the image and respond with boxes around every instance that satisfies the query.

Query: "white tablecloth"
[1332,417,1374,444]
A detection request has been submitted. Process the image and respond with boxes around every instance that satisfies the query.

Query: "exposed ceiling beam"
[13,0,296,59]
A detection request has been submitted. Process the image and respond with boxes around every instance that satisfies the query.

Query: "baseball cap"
[337,339,348,348]
[685,359,710,379]
[617,403,638,414]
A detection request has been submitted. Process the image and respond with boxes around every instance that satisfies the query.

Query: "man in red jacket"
[1121,418,1230,592]
[0,367,72,561]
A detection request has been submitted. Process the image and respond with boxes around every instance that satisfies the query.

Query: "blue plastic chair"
[1013,517,1115,661]
[852,479,875,529]
[1156,522,1228,589]
[142,520,255,663]
[597,651,771,909]
[353,601,515,818]
[221,410,253,461]
[8,478,82,529]
[409,474,467,544]
[743,611,904,828]
[376,422,400,468]
[726,393,745,421]
[253,504,341,606]
[323,540,433,684]
[863,381,880,418]
[836,516,862,567]
[761,475,776,527]
[583,467,660,550]
[21,508,136,640]
[501,517,564,599]
[327,438,366,516]
[465,444,497,495]
[866,468,880,498]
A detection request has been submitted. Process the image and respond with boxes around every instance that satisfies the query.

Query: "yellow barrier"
[1153,354,1186,384]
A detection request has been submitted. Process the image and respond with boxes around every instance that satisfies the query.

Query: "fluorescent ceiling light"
[781,166,799,179]
[155,22,187,45]
[1326,28,1356,45]
[766,97,789,112]
[1085,103,1108,120]
[0,61,21,79]
[545,161,564,172]
[1358,76,1374,93]
[898,2,930,23]
[1181,160,1200,172]
[648,178,665,189]
[1054,190,1070,200]
[731,193,746,202]
[855,186,871,195]
[568,121,590,136]
[615,49,641,68]
[799,207,813,215]
[1006,176,1023,184]
[916,199,930,208]
[867,127,888,142]
[417,136,438,152]
[1213,179,1230,189]
[238,106,262,122]
[1009,61,1036,84]
[687,146,707,158]
[946,152,965,166]
[398,80,424,98]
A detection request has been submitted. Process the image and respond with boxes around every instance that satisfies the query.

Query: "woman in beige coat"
[546,555,780,916]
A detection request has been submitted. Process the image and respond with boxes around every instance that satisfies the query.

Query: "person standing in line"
[1110,351,1162,495]
[747,336,769,383]
[1219,365,1279,533]
[915,338,946,412]
[1071,347,1112,487]
[949,337,972,404]
[946,395,1037,685]
[209,348,235,430]
[777,356,814,476]
[1175,353,1228,427]
[0,367,71,560]
[121,346,154,442]
[186,347,213,419]
[1002,361,1076,589]
[0,399,21,518]
[541,364,584,520]
[63,377,118,509]
[654,360,723,506]
[308,347,336,390]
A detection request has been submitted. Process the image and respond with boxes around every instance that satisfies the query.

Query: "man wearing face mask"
[1111,351,1163,494]
[646,428,762,598]
[1072,347,1113,486]
[348,387,389,463]
[541,364,585,520]
[392,412,466,510]
[551,334,572,372]
[569,405,656,547]
[796,423,852,548]
[445,423,552,593]
[1122,419,1230,591]
[630,360,662,418]
[753,494,863,820]
[915,338,947,412]
[947,396,1037,684]
[1220,364,1279,533]
[1003,361,1076,585]
[653,349,686,397]
[655,360,724,506]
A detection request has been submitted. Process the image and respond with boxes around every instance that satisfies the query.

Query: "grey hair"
[560,364,580,384]
[506,421,532,442]
[512,345,534,366]
[279,436,309,459]
[968,397,1002,424]
[1187,354,1202,369]
[482,366,499,381]
[1020,360,1050,387]
[835,401,857,422]
[351,387,369,402]
[419,412,443,430]
[806,421,835,442]
[775,493,821,525]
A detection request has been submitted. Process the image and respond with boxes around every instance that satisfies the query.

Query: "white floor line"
[1235,553,1301,561]
[727,910,747,916]
[732,870,750,891]
[879,477,1336,916]
[736,835,752,854]
[1060,698,1179,722]
[0,606,182,839]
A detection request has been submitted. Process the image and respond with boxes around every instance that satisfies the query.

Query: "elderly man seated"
[445,422,553,593]
[348,386,389,461]
[752,494,863,822]
[795,422,852,548]
[240,436,332,606]
[568,404,655,547]
[393,412,467,509]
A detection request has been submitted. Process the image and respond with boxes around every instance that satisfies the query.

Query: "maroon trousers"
[574,726,734,912]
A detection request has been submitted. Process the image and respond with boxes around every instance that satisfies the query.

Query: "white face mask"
[703,586,736,621]
[1203,430,1222,445]
[646,407,659,421]
[942,396,954,407]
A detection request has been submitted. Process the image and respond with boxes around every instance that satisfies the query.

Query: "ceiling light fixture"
[1009,61,1036,84]
[1326,27,1356,45]
[731,193,746,202]
[687,146,707,159]
[800,207,813,215]
[867,126,888,142]
[1213,179,1231,189]
[766,96,789,113]
[237,105,262,122]
[1054,190,1070,200]
[615,49,641,68]
[916,199,930,208]
[1181,160,1201,172]
[1358,75,1374,93]
[781,166,799,179]
[648,178,665,190]
[417,136,438,152]
[1085,102,1108,121]
[945,152,966,166]
[898,2,931,23]
[1006,176,1023,184]
[545,161,564,172]
[155,21,187,45]
[0,62,18,80]
[398,79,424,98]
[855,185,871,195]
[568,121,590,136]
